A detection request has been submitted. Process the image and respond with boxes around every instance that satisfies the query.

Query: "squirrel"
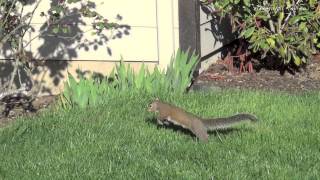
[148,99,257,142]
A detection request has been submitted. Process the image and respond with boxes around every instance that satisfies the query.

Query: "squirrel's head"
[148,98,160,112]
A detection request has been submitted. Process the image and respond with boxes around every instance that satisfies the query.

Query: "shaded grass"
[0,90,320,179]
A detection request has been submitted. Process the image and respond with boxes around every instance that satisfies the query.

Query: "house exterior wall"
[1,0,179,95]
[0,0,234,95]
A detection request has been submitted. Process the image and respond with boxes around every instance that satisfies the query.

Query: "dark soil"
[0,95,56,127]
[192,54,320,93]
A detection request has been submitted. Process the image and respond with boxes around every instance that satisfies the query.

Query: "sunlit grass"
[0,90,319,179]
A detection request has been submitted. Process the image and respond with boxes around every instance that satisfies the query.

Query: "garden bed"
[0,95,56,127]
[193,54,320,93]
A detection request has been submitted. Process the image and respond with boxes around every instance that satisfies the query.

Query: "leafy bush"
[59,49,199,109]
[205,0,320,68]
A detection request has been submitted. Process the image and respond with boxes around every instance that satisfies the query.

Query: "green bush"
[205,0,320,67]
[59,49,199,109]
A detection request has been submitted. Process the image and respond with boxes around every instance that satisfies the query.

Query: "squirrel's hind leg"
[191,120,209,142]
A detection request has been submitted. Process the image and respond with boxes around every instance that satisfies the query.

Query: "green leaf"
[67,0,81,3]
[62,27,69,34]
[51,5,64,14]
[313,38,318,43]
[289,16,300,25]
[279,46,286,58]
[98,22,105,30]
[286,1,292,8]
[301,56,307,63]
[286,50,292,64]
[135,63,145,89]
[309,0,316,7]
[259,40,269,50]
[278,12,284,23]
[293,54,302,66]
[234,0,240,4]
[67,72,77,89]
[266,38,276,48]
[243,0,250,6]
[243,27,255,39]
[52,27,59,34]
[299,22,308,32]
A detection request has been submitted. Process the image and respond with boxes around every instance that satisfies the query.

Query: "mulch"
[193,54,320,93]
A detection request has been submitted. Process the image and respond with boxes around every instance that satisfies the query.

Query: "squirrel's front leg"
[157,117,170,126]
[157,118,165,125]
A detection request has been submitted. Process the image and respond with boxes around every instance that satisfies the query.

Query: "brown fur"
[148,99,257,142]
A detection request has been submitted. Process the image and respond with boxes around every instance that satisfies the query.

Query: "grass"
[0,90,320,179]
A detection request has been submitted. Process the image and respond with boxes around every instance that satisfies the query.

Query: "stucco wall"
[1,0,180,95]
[199,3,235,72]
[23,0,179,63]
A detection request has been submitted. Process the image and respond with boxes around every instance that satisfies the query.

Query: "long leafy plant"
[60,49,199,109]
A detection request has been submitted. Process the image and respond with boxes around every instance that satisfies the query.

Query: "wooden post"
[178,0,201,56]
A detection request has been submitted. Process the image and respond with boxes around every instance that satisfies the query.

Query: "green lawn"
[0,90,319,179]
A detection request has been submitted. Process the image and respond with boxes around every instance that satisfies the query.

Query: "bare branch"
[0,0,43,48]
[267,13,276,33]
[21,0,43,38]
[0,23,29,48]
[22,10,87,48]
[0,0,18,28]
[280,0,303,32]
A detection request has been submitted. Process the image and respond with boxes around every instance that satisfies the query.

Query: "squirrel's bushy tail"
[201,113,257,131]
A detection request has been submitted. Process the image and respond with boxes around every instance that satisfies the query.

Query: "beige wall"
[1,0,180,95]
[24,0,179,64]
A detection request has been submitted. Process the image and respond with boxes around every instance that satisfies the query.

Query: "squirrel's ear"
[155,97,159,101]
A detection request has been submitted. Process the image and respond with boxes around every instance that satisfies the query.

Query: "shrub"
[205,0,320,68]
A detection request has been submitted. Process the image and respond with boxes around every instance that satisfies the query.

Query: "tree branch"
[0,0,42,49]
[0,0,18,29]
[21,0,43,38]
[280,0,303,32]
